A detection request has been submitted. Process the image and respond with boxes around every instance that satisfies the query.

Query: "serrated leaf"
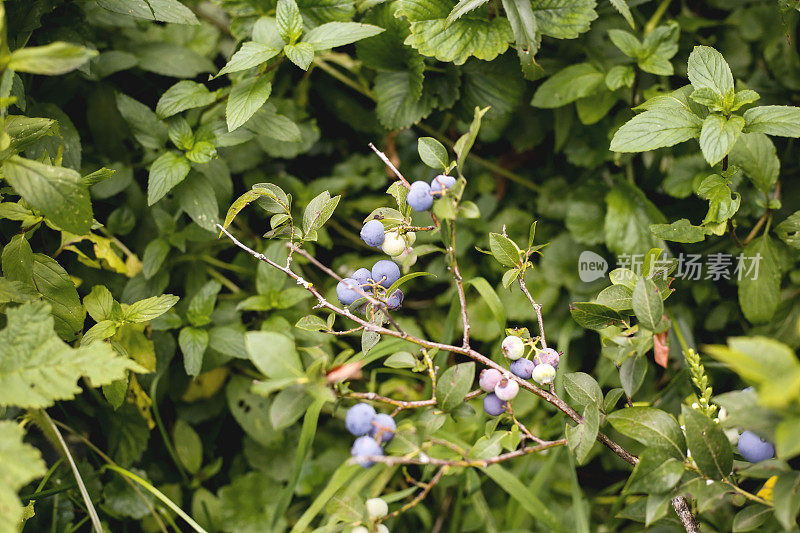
[147,151,190,205]
[610,108,702,152]
[531,0,597,39]
[687,45,733,98]
[179,326,208,377]
[284,42,315,69]
[738,235,781,325]
[742,105,800,137]
[124,295,179,323]
[155,81,218,119]
[729,132,779,192]
[227,77,272,132]
[277,0,304,44]
[437,362,475,412]
[303,22,384,50]
[0,420,47,532]
[699,114,744,166]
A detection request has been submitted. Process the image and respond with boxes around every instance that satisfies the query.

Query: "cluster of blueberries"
[346,403,397,467]
[407,174,456,212]
[336,260,403,310]
[480,335,561,416]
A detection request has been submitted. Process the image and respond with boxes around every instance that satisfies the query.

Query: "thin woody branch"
[518,275,547,349]
[341,389,483,411]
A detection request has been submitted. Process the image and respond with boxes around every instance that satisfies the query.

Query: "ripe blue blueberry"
[494,377,519,401]
[361,220,385,247]
[479,368,503,392]
[430,175,456,195]
[345,402,376,435]
[510,358,535,380]
[337,278,362,306]
[371,260,401,288]
[351,435,384,467]
[483,393,507,416]
[536,348,560,370]
[501,335,525,360]
[352,268,372,289]
[737,431,775,463]
[370,413,396,443]
[387,289,403,310]
[407,181,433,211]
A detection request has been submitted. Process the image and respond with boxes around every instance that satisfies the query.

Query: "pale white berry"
[366,497,388,520]
[494,377,519,401]
[532,363,556,385]
[501,335,525,360]
[382,231,406,256]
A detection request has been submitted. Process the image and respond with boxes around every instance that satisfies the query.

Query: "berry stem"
[368,142,411,188]
[518,275,547,349]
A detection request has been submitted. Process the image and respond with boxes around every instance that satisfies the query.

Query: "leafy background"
[1,0,800,531]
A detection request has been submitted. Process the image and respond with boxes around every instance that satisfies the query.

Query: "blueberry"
[407,181,433,211]
[382,230,406,256]
[532,363,556,385]
[483,393,507,416]
[351,435,384,467]
[371,260,401,288]
[404,231,416,246]
[536,348,560,370]
[337,278,362,306]
[479,368,503,392]
[370,413,396,443]
[510,358,535,380]
[501,335,525,360]
[738,431,775,463]
[345,403,376,435]
[387,289,403,310]
[366,497,389,520]
[361,220,385,247]
[494,377,519,401]
[376,525,389,533]
[352,268,372,288]
[430,175,456,196]
[350,527,369,533]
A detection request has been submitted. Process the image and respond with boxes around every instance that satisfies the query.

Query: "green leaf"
[0,302,146,408]
[773,472,800,530]
[270,385,313,429]
[167,116,194,151]
[397,0,513,65]
[446,0,489,25]
[384,351,417,368]
[226,77,272,132]
[277,0,304,44]
[596,284,633,311]
[176,174,220,230]
[775,416,800,460]
[222,187,283,231]
[610,109,702,152]
[0,420,46,533]
[374,70,434,129]
[775,211,800,250]
[732,504,772,532]
[116,93,168,150]
[697,174,740,224]
[32,254,84,341]
[134,43,215,78]
[437,362,475,412]
[302,191,340,235]
[173,419,203,474]
[531,0,597,39]
[564,372,603,408]
[531,63,604,108]
[96,0,199,24]
[698,114,744,166]
[226,376,278,446]
[453,105,489,172]
[650,219,707,243]
[155,81,218,119]
[687,45,733,98]
[465,277,506,331]
[244,331,303,380]
[608,30,641,57]
[303,22,384,50]
[482,464,566,532]
[609,0,635,29]
[606,406,686,459]
[216,42,280,78]
[570,302,627,330]
[604,182,666,256]
[566,404,599,464]
[187,281,222,328]
[8,42,97,75]
[386,271,436,295]
[500,0,541,79]
[284,42,315,70]
[742,105,800,137]
[632,276,664,331]
[142,238,171,279]
[738,235,781,325]
[638,24,679,75]
[729,133,779,192]
[295,315,329,332]
[682,405,732,480]
[418,137,449,169]
[147,151,191,205]
[123,294,180,323]
[2,156,92,235]
[179,326,208,377]
[488,233,521,267]
[626,448,683,494]
[620,354,647,398]
[84,285,115,322]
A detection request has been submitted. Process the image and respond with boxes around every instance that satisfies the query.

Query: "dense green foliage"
[2,0,800,531]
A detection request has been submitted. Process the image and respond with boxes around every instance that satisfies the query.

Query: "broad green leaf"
[729,132,779,192]
[738,235,781,325]
[682,405,732,480]
[227,77,272,132]
[775,416,800,460]
[179,326,208,377]
[142,238,170,279]
[488,232,520,267]
[775,211,800,249]
[606,406,686,459]
[2,156,92,235]
[596,284,633,311]
[773,472,800,530]
[270,385,313,429]
[284,42,315,70]
[564,372,603,408]
[531,63,604,108]
[696,174,740,224]
[155,81,218,119]
[187,281,222,327]
[216,42,280,78]
[632,276,663,331]
[147,151,191,205]
[501,0,541,79]
[96,0,199,24]
[116,93,168,149]
[175,173,220,231]
[530,0,597,39]
[134,42,215,78]
[626,448,683,493]
[687,45,733,97]
[637,24,679,75]
[295,315,329,332]
[608,29,641,57]
[418,137,449,169]
[84,285,115,322]
[604,181,666,256]
[303,191,340,235]
[437,362,474,412]
[698,114,744,166]
[609,0,634,29]
[570,302,626,330]
[277,0,304,44]
[610,109,702,152]
[384,351,417,368]
[303,22,385,50]
[566,404,599,464]
[123,295,180,323]
[222,188,282,231]
[0,302,146,408]
[8,42,97,75]
[244,331,303,380]
[742,105,800,137]
[732,505,772,532]
[32,254,84,341]
[620,354,647,398]
[650,219,707,243]
[173,419,203,474]
[374,71,435,129]
[245,105,302,142]
[0,421,46,533]
[226,376,278,447]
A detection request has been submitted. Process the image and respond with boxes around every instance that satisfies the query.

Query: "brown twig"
[378,467,447,523]
[342,389,483,411]
[369,142,411,188]
[518,276,547,349]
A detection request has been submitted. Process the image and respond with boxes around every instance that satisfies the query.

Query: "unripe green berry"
[381,231,406,256]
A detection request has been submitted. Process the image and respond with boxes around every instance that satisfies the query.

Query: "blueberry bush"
[2,0,800,531]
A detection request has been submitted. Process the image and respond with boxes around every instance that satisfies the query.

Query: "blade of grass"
[290,462,360,533]
[483,463,566,533]
[568,451,591,533]
[104,464,209,533]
